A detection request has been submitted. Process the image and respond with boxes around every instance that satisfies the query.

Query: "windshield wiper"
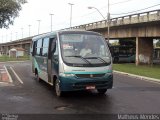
[85,57,110,64]
[65,55,92,65]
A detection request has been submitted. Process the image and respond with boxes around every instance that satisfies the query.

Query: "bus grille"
[75,74,105,78]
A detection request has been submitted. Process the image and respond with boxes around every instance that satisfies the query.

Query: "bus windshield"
[59,33,111,67]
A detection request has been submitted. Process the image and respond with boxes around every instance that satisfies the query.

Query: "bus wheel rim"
[56,80,60,96]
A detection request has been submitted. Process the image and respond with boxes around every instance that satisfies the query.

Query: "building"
[9,48,25,58]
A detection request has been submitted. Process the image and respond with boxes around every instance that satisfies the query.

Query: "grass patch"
[113,64,160,79]
[0,55,30,62]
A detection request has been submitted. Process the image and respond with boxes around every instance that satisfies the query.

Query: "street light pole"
[28,25,31,36]
[21,28,23,38]
[6,33,7,42]
[88,0,110,43]
[88,7,105,19]
[2,35,3,43]
[37,20,41,34]
[68,3,74,28]
[50,14,54,32]
[107,0,110,43]
[10,32,12,41]
[15,32,17,40]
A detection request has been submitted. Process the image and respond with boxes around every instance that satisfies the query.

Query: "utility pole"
[50,14,54,32]
[68,3,74,28]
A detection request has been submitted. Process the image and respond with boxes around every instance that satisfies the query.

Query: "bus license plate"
[86,85,95,90]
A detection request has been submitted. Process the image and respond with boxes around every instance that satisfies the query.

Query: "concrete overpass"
[0,9,160,65]
[67,9,160,65]
[0,36,32,55]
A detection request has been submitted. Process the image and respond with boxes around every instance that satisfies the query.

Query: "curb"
[0,60,30,64]
[113,70,160,83]
[4,65,13,83]
[10,66,23,84]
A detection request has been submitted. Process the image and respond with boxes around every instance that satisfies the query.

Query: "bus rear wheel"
[55,79,64,97]
[97,89,107,94]
[36,73,41,82]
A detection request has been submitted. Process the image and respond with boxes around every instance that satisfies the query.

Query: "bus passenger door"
[48,37,59,84]
[39,38,50,82]
[31,41,37,73]
[51,38,59,79]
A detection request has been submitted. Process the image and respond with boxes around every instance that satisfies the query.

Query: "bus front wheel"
[55,79,64,97]
[97,89,107,94]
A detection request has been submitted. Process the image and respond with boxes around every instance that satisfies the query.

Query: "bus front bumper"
[58,74,113,91]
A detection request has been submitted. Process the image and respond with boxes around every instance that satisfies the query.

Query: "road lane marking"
[4,65,13,83]
[10,67,24,84]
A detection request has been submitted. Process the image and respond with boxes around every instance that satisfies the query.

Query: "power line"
[111,3,160,15]
[66,0,159,24]
[110,0,133,6]
[67,0,134,20]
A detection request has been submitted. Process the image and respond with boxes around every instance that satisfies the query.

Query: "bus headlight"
[59,73,75,77]
[105,72,113,76]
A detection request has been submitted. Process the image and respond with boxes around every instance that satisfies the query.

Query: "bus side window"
[42,38,49,57]
[36,39,42,56]
[32,41,37,56]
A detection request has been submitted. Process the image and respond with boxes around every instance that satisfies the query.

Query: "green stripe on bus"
[64,70,112,74]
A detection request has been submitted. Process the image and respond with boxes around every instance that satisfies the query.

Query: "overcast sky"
[0,0,160,43]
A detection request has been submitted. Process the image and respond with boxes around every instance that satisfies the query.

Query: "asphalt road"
[0,61,160,119]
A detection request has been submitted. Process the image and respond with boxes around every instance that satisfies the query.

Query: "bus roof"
[32,30,102,41]
[58,30,102,36]
[32,31,57,41]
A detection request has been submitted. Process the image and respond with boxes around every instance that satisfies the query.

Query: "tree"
[0,0,27,28]
[156,40,160,47]
[110,41,119,46]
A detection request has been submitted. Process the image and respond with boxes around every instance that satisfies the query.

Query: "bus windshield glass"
[59,33,111,67]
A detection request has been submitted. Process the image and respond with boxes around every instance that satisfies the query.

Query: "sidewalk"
[0,65,10,83]
[114,70,160,83]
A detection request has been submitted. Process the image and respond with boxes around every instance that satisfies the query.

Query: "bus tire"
[97,89,107,94]
[36,73,42,82]
[55,79,64,97]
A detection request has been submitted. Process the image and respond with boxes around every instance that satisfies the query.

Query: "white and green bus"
[32,30,113,97]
